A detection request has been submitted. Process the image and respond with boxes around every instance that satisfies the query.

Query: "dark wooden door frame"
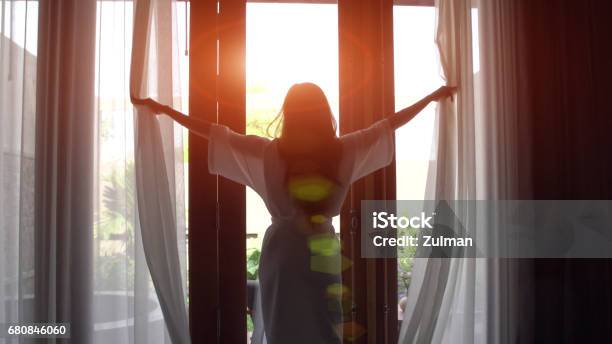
[188,1,246,343]
[217,0,248,343]
[338,1,397,343]
[188,1,220,342]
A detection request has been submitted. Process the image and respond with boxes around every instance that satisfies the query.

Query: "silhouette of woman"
[132,83,455,344]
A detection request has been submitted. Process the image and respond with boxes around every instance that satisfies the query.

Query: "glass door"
[245,1,339,339]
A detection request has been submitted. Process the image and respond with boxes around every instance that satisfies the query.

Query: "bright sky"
[246,3,339,137]
[393,6,442,200]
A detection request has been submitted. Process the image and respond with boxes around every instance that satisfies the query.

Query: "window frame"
[188,1,434,342]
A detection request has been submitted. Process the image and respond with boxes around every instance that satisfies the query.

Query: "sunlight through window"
[245,3,339,253]
[393,4,443,325]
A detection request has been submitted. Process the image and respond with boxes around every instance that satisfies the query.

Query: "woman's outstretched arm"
[387,86,456,130]
[131,97,212,139]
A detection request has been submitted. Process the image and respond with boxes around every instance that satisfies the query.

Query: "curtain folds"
[399,0,526,343]
[2,1,190,342]
[129,0,190,343]
[34,1,98,342]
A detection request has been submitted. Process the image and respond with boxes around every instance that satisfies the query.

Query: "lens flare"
[288,175,333,202]
[308,233,340,256]
[310,214,328,224]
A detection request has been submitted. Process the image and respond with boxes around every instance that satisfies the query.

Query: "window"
[245,2,339,337]
[392,4,442,323]
[392,3,481,325]
[93,2,189,342]
[246,2,339,245]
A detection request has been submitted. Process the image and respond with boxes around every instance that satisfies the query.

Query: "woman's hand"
[389,86,457,130]
[130,96,165,114]
[428,86,457,102]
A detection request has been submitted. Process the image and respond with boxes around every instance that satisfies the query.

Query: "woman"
[132,83,455,343]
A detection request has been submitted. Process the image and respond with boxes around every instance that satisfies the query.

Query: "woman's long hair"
[267,83,341,213]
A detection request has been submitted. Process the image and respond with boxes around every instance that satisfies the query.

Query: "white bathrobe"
[208,118,394,344]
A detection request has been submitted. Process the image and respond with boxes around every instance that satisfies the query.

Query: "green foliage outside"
[246,248,261,333]
[397,226,418,295]
[95,162,136,291]
[246,248,261,280]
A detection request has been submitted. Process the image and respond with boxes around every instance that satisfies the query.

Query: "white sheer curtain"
[399,0,525,343]
[128,0,190,343]
[94,1,189,343]
[33,0,98,341]
[0,0,38,331]
[1,1,189,342]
